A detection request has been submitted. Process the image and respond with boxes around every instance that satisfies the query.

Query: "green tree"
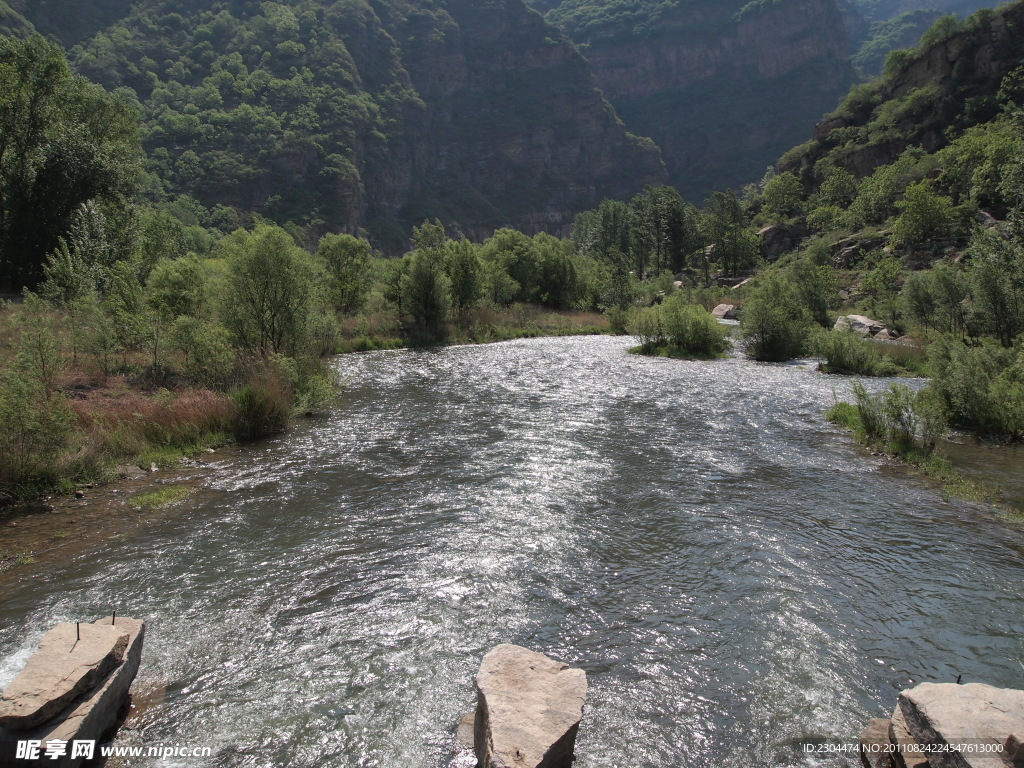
[761,172,804,219]
[445,237,483,316]
[317,233,372,314]
[702,191,758,277]
[0,35,140,290]
[966,228,1024,346]
[861,256,903,329]
[220,224,325,356]
[401,220,451,337]
[889,181,956,251]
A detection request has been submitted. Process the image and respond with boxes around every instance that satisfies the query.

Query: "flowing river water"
[2,335,1024,767]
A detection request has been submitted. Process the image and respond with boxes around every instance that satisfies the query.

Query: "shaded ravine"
[1,336,1022,768]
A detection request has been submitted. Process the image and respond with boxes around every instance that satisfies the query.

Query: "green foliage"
[843,381,947,454]
[761,172,804,219]
[926,337,1024,438]
[218,224,326,356]
[317,233,372,315]
[628,292,730,358]
[0,34,140,291]
[401,221,452,338]
[445,238,484,316]
[814,329,898,376]
[232,378,292,441]
[130,484,190,509]
[889,181,957,251]
[701,190,759,277]
[740,271,810,361]
[852,10,943,76]
[965,228,1024,347]
[861,255,903,329]
[788,257,838,328]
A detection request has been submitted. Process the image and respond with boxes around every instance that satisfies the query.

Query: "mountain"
[780,2,1024,186]
[9,0,664,250]
[849,0,997,21]
[0,1,30,36]
[531,0,858,202]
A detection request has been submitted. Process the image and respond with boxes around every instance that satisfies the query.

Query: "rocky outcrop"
[860,683,1024,768]
[712,304,739,320]
[461,644,587,768]
[0,623,129,730]
[0,617,145,768]
[759,222,810,262]
[786,2,1024,185]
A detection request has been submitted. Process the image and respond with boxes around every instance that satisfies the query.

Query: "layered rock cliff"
[539,0,857,200]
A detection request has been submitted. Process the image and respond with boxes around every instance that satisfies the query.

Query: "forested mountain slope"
[9,0,664,250]
[531,0,858,201]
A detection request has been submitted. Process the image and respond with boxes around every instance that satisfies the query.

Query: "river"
[2,336,1023,767]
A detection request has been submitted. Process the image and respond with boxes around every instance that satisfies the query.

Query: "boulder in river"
[711,304,739,320]
[0,623,129,730]
[473,644,587,768]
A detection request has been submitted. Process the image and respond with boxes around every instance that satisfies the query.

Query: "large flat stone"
[0,623,129,730]
[474,644,587,768]
[898,683,1024,768]
[0,617,145,767]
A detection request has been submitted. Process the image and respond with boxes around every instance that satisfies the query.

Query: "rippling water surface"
[2,336,1023,767]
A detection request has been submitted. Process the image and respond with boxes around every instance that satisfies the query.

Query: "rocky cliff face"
[541,0,856,200]
[390,0,665,240]
[784,1,1024,182]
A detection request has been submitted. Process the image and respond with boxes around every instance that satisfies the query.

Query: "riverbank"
[0,300,611,513]
[826,396,1024,521]
[0,446,232,577]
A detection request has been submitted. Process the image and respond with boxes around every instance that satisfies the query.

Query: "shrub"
[627,306,663,350]
[815,330,884,375]
[740,273,810,361]
[0,371,75,500]
[660,298,730,358]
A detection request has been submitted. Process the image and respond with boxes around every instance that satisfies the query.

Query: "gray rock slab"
[0,623,129,730]
[860,717,896,768]
[474,644,586,768]
[455,711,476,753]
[898,682,1024,768]
[0,617,145,767]
[834,314,886,336]
[890,705,931,768]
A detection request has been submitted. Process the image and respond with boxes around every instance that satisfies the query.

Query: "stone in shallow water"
[898,682,1024,768]
[0,623,129,730]
[474,644,587,768]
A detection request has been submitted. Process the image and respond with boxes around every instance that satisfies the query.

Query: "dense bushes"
[739,273,811,362]
[627,294,730,358]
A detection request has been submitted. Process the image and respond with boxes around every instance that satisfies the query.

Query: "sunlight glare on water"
[1,336,1022,767]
